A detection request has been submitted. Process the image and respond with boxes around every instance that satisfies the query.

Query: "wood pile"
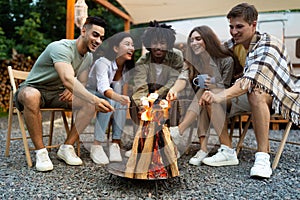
[125,97,179,180]
[125,121,179,180]
[0,54,35,112]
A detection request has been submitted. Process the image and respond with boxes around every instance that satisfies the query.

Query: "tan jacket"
[131,48,184,105]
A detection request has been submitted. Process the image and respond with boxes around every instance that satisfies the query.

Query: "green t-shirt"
[22,39,92,90]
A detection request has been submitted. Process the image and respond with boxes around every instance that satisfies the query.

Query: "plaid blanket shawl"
[229,32,300,125]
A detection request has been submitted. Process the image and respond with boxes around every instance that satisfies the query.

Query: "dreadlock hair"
[141,20,176,51]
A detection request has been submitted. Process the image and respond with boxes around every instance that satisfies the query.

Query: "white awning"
[116,0,300,24]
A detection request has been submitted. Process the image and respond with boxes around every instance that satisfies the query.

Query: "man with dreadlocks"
[131,21,183,112]
[124,21,183,179]
[125,21,183,158]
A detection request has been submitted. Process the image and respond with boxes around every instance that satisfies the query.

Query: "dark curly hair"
[141,20,176,51]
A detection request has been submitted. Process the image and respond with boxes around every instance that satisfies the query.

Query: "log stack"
[125,121,179,180]
[0,54,35,112]
[125,97,179,180]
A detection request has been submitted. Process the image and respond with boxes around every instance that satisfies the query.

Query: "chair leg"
[185,123,195,155]
[61,111,70,135]
[229,116,237,143]
[47,111,55,149]
[5,92,14,157]
[236,115,252,155]
[107,117,113,148]
[272,121,292,170]
[17,111,33,167]
[238,115,244,137]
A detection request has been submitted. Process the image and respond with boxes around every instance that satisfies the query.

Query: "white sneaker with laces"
[169,126,183,146]
[189,150,208,166]
[57,144,83,165]
[90,144,109,165]
[125,149,132,158]
[35,148,53,172]
[109,143,122,162]
[250,152,272,178]
[202,145,239,166]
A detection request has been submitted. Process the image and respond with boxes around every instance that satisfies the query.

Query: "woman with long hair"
[86,32,135,165]
[167,25,235,165]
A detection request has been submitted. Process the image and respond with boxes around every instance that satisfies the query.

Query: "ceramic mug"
[192,74,215,88]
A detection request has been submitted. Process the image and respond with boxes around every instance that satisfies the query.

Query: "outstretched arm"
[54,62,114,112]
[199,80,248,105]
[166,79,187,100]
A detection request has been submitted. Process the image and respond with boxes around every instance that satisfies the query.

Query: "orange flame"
[140,92,169,121]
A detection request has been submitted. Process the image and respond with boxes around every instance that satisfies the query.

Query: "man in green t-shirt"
[14,16,114,172]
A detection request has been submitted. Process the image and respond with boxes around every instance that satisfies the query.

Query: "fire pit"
[107,93,179,180]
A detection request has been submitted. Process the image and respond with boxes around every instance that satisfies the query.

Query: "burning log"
[125,93,179,179]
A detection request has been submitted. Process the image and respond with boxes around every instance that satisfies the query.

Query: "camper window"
[296,39,300,58]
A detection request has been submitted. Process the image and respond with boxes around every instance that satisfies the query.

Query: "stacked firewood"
[0,54,35,112]
[125,94,179,180]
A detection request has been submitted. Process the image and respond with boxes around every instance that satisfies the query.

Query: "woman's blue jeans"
[91,89,127,142]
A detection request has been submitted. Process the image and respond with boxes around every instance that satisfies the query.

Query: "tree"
[0,0,129,59]
[0,27,15,60]
[34,0,67,41]
[15,12,50,58]
[0,0,34,40]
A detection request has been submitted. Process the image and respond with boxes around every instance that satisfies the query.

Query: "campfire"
[125,93,179,180]
[140,93,169,122]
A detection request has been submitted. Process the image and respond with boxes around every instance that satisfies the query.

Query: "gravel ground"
[0,113,300,200]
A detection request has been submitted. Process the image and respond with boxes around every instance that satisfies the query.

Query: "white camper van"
[169,12,300,74]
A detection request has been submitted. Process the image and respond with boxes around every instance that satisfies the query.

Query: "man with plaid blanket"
[199,3,300,179]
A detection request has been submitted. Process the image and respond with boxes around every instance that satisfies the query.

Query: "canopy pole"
[66,0,132,38]
[66,0,75,39]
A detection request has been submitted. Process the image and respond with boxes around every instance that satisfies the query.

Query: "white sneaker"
[189,150,208,166]
[169,126,183,146]
[202,145,239,166]
[125,149,132,158]
[109,143,122,162]
[57,144,83,165]
[90,145,109,165]
[250,152,272,178]
[35,148,53,172]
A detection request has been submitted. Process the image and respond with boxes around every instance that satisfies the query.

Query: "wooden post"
[124,20,130,31]
[65,0,75,117]
[66,0,75,39]
[67,0,132,37]
[93,0,132,31]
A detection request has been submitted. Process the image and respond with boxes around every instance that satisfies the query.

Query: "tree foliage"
[0,27,15,60]
[15,12,51,58]
[0,0,127,60]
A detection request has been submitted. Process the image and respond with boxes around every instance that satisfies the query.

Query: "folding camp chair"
[5,66,74,167]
